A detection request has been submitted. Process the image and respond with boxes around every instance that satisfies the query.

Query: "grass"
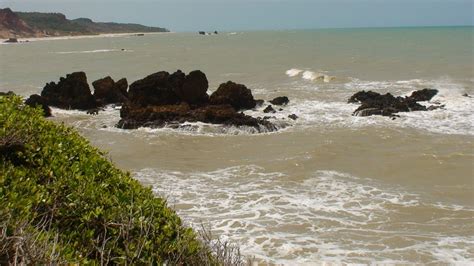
[0,95,245,265]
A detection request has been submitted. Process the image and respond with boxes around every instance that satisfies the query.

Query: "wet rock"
[263,105,276,113]
[40,72,97,110]
[348,90,380,104]
[353,107,382,117]
[128,70,210,107]
[92,76,129,105]
[117,103,275,131]
[288,114,298,120]
[349,89,440,117]
[128,71,180,106]
[173,70,209,104]
[255,99,264,107]
[427,105,445,111]
[408,88,438,102]
[270,96,289,106]
[86,108,101,115]
[209,81,256,110]
[25,94,52,117]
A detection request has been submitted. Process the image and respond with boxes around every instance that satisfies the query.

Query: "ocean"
[1,27,473,264]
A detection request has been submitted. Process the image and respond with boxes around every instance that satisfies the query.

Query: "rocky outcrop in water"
[349,89,440,117]
[26,70,283,131]
[209,81,256,110]
[92,76,128,105]
[40,72,97,110]
[270,96,289,106]
[118,70,277,131]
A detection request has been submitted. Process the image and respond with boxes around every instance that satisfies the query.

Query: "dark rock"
[173,70,209,104]
[427,105,445,111]
[117,71,278,132]
[288,114,298,120]
[25,94,52,117]
[349,89,442,117]
[263,105,276,113]
[117,103,275,131]
[86,108,100,115]
[348,90,381,103]
[128,70,210,107]
[4,38,18,43]
[198,31,206,35]
[92,76,129,105]
[255,99,264,107]
[353,107,382,117]
[270,96,289,106]
[462,93,471,98]
[209,81,256,110]
[128,71,179,106]
[41,72,97,110]
[408,88,438,102]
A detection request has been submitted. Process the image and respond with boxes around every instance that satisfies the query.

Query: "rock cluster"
[26,70,293,132]
[349,89,441,117]
[119,70,275,131]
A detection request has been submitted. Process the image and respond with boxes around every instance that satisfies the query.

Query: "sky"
[1,0,473,32]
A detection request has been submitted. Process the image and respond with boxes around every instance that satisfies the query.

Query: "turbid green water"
[1,27,473,264]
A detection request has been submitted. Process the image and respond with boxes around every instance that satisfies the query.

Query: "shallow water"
[1,27,473,264]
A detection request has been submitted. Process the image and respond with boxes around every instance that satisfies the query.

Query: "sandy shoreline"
[0,31,173,43]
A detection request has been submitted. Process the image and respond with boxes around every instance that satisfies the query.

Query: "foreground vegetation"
[0,96,242,264]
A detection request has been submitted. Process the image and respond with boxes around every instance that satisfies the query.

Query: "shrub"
[0,96,213,264]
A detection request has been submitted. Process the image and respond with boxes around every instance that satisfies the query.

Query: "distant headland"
[0,8,169,39]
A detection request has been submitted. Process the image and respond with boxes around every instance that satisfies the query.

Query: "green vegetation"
[16,11,169,36]
[0,96,214,264]
[16,12,90,35]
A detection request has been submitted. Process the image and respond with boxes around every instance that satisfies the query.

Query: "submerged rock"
[40,72,97,110]
[25,94,52,117]
[349,89,440,117]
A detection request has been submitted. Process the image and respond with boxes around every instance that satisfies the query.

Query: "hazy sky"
[1,0,473,31]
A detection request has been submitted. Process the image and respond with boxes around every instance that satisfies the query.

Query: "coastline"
[0,31,174,43]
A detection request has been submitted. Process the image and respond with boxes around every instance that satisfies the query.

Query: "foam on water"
[52,49,131,54]
[285,68,303,77]
[134,166,474,264]
[286,69,336,83]
[51,106,289,137]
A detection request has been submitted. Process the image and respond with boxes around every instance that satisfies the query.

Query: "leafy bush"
[0,96,212,264]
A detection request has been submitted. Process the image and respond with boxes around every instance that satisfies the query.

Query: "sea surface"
[1,27,473,264]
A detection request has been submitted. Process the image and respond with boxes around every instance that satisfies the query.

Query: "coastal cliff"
[0,8,168,39]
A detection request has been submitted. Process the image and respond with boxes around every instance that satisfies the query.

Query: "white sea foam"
[285,68,303,77]
[52,49,130,54]
[134,166,474,264]
[51,106,289,136]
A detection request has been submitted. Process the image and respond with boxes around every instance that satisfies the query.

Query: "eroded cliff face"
[0,8,169,40]
[0,8,42,39]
